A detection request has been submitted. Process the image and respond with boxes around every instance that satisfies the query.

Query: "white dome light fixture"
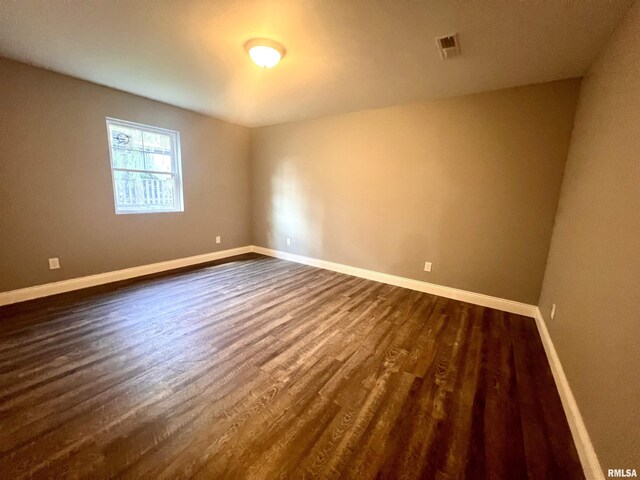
[245,38,286,69]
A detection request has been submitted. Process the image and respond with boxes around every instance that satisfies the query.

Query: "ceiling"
[0,0,634,127]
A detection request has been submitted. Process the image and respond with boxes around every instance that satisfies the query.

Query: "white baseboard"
[533,308,603,480]
[1,245,536,316]
[0,246,252,307]
[250,246,537,317]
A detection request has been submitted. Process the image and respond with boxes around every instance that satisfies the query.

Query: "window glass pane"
[111,149,145,170]
[143,131,172,154]
[107,119,182,214]
[113,170,177,212]
[144,152,173,172]
[110,124,143,151]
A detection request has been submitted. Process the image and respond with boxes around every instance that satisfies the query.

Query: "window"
[106,118,184,214]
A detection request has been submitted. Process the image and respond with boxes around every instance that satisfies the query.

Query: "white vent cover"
[436,34,460,59]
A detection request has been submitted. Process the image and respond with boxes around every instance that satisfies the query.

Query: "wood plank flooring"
[0,253,584,479]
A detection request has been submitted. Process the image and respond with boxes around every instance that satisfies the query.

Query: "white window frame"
[106,117,184,215]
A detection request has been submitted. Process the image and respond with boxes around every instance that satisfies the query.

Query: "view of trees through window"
[106,119,183,214]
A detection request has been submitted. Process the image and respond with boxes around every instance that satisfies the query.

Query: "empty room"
[0,1,638,479]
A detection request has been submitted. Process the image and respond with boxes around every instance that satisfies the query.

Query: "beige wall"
[0,58,251,292]
[250,80,580,304]
[1,59,579,305]
[538,1,640,472]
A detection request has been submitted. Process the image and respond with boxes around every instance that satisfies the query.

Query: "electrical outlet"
[551,303,556,320]
[286,237,291,246]
[424,261,432,272]
[216,236,221,244]
[48,258,60,270]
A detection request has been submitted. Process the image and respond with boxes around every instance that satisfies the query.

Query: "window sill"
[115,209,184,215]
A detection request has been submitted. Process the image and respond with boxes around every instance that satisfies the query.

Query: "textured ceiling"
[0,0,634,126]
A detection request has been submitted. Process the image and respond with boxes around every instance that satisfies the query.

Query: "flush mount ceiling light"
[245,38,286,68]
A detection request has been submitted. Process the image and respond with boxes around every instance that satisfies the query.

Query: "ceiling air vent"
[436,34,460,60]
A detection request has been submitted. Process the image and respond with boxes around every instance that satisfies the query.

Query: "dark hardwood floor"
[0,253,584,479]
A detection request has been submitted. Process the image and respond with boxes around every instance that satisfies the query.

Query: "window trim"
[105,117,184,215]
